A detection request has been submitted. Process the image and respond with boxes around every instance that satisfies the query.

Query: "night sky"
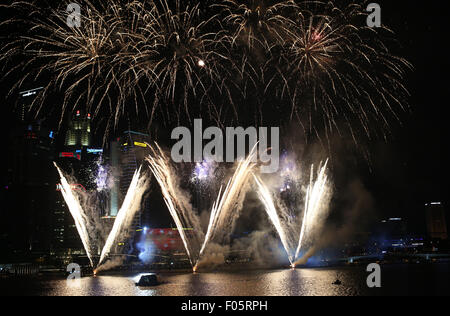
[1,0,449,232]
[361,0,450,229]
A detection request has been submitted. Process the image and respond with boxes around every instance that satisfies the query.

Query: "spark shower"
[148,146,332,270]
[1,0,411,144]
[55,145,332,272]
[54,163,149,272]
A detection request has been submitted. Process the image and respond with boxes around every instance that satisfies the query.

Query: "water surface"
[1,264,449,296]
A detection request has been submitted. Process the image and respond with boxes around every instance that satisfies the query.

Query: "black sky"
[357,0,450,229]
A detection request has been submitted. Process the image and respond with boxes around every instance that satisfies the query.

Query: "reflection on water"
[1,264,449,296]
[29,269,366,296]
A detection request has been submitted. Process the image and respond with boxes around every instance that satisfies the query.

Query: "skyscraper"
[64,111,92,148]
[59,110,106,192]
[17,87,44,122]
[53,185,83,253]
[5,117,56,254]
[107,130,151,255]
[109,140,120,217]
[55,111,106,255]
[425,202,448,240]
[119,130,151,231]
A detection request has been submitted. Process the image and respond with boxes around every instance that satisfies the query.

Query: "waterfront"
[1,264,449,296]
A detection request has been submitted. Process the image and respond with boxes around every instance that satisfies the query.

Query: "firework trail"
[195,146,257,270]
[146,144,204,267]
[253,174,293,265]
[147,143,256,271]
[54,163,94,267]
[294,160,330,265]
[97,167,148,269]
[56,161,149,272]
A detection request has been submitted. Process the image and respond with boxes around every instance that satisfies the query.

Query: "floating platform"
[135,274,161,287]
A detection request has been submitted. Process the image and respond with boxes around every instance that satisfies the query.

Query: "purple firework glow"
[192,160,214,182]
[96,162,108,192]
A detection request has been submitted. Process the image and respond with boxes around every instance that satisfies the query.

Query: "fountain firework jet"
[196,148,257,269]
[253,174,294,265]
[295,160,330,262]
[146,144,204,267]
[98,167,147,268]
[54,163,94,267]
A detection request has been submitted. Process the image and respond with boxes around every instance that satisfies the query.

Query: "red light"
[25,132,37,139]
[60,152,74,158]
[72,184,87,192]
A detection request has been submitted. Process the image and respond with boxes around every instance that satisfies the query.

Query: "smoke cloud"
[295,179,375,266]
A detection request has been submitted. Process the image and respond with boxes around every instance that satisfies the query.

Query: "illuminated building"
[17,87,44,122]
[425,202,448,240]
[59,111,105,191]
[64,111,92,148]
[108,130,151,248]
[54,111,108,254]
[109,140,120,217]
[121,131,151,229]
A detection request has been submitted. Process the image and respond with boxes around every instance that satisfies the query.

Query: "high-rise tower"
[426,202,448,240]
[64,111,92,148]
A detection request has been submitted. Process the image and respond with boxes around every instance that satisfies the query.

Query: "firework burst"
[1,1,147,132]
[270,1,413,143]
[1,0,411,147]
[211,0,299,121]
[1,0,230,130]
[216,0,298,50]
[130,0,230,125]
